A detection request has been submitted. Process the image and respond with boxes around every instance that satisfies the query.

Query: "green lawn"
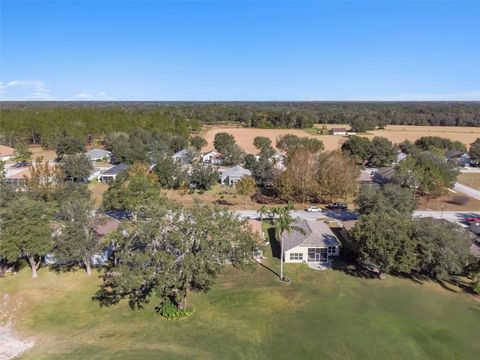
[2,258,480,359]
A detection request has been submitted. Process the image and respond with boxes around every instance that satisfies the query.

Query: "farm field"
[1,257,479,359]
[202,125,480,153]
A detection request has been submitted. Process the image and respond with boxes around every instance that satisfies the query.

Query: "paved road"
[460,168,480,174]
[412,210,479,226]
[235,208,480,226]
[235,209,358,222]
[454,182,480,200]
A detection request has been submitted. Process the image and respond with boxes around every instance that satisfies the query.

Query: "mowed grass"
[2,258,480,360]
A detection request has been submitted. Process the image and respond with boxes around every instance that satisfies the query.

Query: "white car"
[305,206,322,212]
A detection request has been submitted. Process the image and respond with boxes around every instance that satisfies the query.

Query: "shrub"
[156,299,193,320]
[472,280,480,295]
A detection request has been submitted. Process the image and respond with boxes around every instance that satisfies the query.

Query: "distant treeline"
[1,101,479,147]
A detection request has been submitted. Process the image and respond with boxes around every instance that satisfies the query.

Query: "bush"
[197,189,205,195]
[472,280,480,295]
[156,299,193,320]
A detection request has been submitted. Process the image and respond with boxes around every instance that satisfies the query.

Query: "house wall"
[284,245,340,263]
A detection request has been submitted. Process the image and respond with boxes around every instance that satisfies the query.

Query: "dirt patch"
[0,324,35,360]
[202,127,346,153]
[0,294,34,360]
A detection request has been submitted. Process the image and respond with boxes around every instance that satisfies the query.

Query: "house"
[395,152,407,164]
[220,165,252,186]
[45,215,121,266]
[272,152,286,171]
[172,149,195,165]
[87,168,102,181]
[202,150,223,165]
[445,149,471,166]
[3,168,30,185]
[85,148,111,163]
[282,220,341,264]
[98,163,129,183]
[0,145,15,161]
[356,170,373,184]
[373,167,396,185]
[340,220,358,251]
[331,128,348,136]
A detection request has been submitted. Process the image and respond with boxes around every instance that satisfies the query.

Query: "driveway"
[454,182,480,200]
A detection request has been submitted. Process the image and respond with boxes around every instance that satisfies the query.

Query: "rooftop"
[221,165,251,177]
[102,163,129,176]
[85,148,111,159]
[0,145,15,156]
[282,220,341,251]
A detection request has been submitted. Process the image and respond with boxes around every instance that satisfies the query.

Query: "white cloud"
[0,80,55,100]
[72,91,113,100]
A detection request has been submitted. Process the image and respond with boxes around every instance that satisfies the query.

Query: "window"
[289,253,303,261]
[328,246,336,254]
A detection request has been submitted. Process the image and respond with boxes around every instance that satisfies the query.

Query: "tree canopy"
[94,202,258,313]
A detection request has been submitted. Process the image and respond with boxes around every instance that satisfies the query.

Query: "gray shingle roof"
[221,165,251,178]
[85,148,111,159]
[282,220,341,251]
[102,163,129,175]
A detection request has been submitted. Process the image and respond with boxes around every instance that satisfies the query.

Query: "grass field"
[202,124,480,153]
[2,256,479,359]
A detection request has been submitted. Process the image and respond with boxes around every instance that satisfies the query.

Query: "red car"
[466,217,480,223]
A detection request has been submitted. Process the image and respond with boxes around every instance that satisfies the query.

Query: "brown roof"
[248,219,262,236]
[342,220,357,232]
[331,128,347,133]
[0,145,15,157]
[95,216,121,236]
[6,168,31,180]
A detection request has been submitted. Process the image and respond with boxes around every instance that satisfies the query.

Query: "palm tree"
[274,204,301,281]
[257,205,269,240]
[257,205,269,223]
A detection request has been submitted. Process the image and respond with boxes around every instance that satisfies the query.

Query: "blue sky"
[1,1,479,101]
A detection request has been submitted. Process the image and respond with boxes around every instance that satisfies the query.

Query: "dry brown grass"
[416,192,480,211]
[28,146,57,161]
[88,182,109,208]
[202,124,480,153]
[202,126,346,152]
[457,173,480,190]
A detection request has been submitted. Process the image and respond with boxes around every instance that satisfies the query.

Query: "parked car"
[14,161,31,167]
[327,202,348,210]
[305,206,322,212]
[466,217,480,223]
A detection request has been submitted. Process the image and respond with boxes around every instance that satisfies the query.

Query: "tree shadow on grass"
[256,260,280,278]
[267,227,280,260]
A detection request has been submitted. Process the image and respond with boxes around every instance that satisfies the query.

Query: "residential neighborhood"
[1,1,480,359]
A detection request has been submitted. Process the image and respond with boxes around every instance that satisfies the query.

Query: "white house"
[87,168,102,181]
[220,165,252,186]
[85,148,111,163]
[0,145,15,162]
[98,163,129,183]
[202,150,224,165]
[331,128,348,136]
[282,220,341,264]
